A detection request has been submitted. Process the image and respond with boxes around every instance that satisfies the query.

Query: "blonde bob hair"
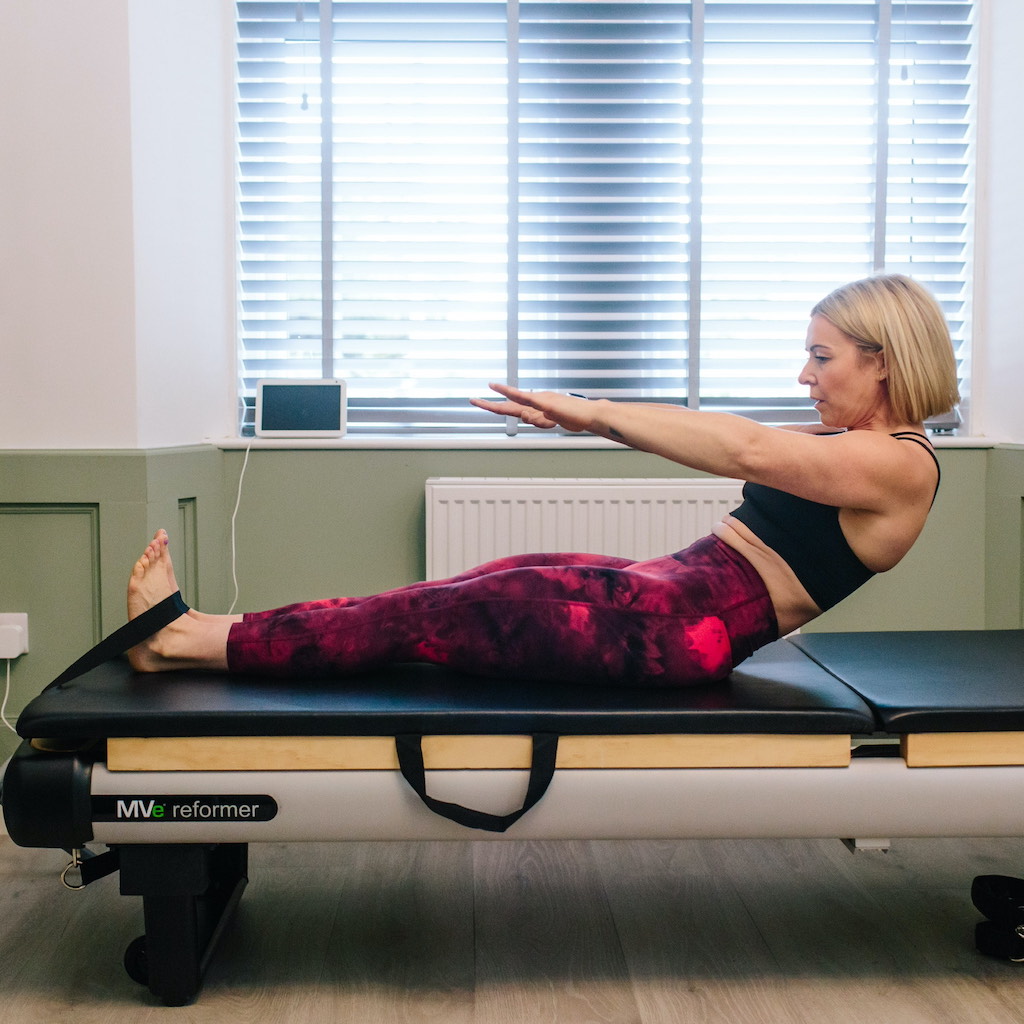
[811,274,960,424]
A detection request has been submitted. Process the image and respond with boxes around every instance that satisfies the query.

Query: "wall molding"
[0,503,102,640]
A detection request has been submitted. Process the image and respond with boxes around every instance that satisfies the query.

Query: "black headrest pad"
[791,630,1024,732]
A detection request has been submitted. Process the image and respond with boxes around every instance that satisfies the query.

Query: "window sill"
[211,433,1001,452]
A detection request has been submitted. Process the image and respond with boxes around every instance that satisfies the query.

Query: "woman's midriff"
[712,515,822,636]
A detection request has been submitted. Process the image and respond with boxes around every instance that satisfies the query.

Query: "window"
[236,0,974,436]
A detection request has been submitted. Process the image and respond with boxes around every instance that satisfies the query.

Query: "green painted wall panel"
[985,446,1024,628]
[219,446,693,609]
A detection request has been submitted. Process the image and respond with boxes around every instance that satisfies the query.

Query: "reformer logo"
[92,795,278,823]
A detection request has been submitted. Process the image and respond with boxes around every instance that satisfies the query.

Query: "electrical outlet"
[0,614,29,657]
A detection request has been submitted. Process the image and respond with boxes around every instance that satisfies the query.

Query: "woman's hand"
[470,384,597,433]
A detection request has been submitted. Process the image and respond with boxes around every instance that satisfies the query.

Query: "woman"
[127,274,959,687]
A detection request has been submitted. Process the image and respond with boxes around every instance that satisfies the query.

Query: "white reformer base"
[90,757,1024,844]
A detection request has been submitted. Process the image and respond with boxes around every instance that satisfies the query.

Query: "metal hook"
[60,849,87,891]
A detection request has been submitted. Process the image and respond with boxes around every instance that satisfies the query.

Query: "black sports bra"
[729,432,940,612]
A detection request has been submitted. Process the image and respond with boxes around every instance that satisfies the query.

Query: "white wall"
[0,0,234,449]
[0,0,138,448]
[0,0,1020,450]
[128,0,236,448]
[971,0,1024,442]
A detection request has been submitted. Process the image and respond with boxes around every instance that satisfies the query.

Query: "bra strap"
[891,432,941,502]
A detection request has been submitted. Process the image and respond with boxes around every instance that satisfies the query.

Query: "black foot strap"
[44,592,190,692]
[395,733,558,833]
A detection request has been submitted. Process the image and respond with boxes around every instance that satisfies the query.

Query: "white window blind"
[236,0,973,436]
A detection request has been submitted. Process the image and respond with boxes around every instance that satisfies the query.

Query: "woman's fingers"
[471,384,593,433]
[482,382,539,408]
[468,396,522,417]
[470,393,558,429]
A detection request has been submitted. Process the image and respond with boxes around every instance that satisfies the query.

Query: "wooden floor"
[2,834,1024,1023]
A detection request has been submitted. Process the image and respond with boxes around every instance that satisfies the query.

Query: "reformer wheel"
[123,935,149,987]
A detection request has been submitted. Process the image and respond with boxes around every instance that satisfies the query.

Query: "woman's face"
[798,315,888,429]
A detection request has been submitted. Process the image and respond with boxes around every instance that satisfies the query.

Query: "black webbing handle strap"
[43,591,190,693]
[395,733,559,833]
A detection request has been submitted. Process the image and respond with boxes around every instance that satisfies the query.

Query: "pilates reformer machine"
[4,628,1024,1004]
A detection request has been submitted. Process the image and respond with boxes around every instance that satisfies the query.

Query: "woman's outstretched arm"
[472,383,762,474]
[470,384,933,516]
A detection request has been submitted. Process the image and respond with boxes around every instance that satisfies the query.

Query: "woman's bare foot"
[127,529,178,621]
[127,530,234,673]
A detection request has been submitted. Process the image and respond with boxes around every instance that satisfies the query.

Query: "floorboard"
[2,835,1023,1023]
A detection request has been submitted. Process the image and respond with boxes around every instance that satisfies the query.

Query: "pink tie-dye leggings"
[226,535,778,687]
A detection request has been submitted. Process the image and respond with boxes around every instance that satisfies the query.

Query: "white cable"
[2,660,16,734]
[227,441,253,615]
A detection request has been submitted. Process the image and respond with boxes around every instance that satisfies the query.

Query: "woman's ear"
[870,348,887,380]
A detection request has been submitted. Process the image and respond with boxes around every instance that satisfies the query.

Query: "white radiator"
[425,477,745,579]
